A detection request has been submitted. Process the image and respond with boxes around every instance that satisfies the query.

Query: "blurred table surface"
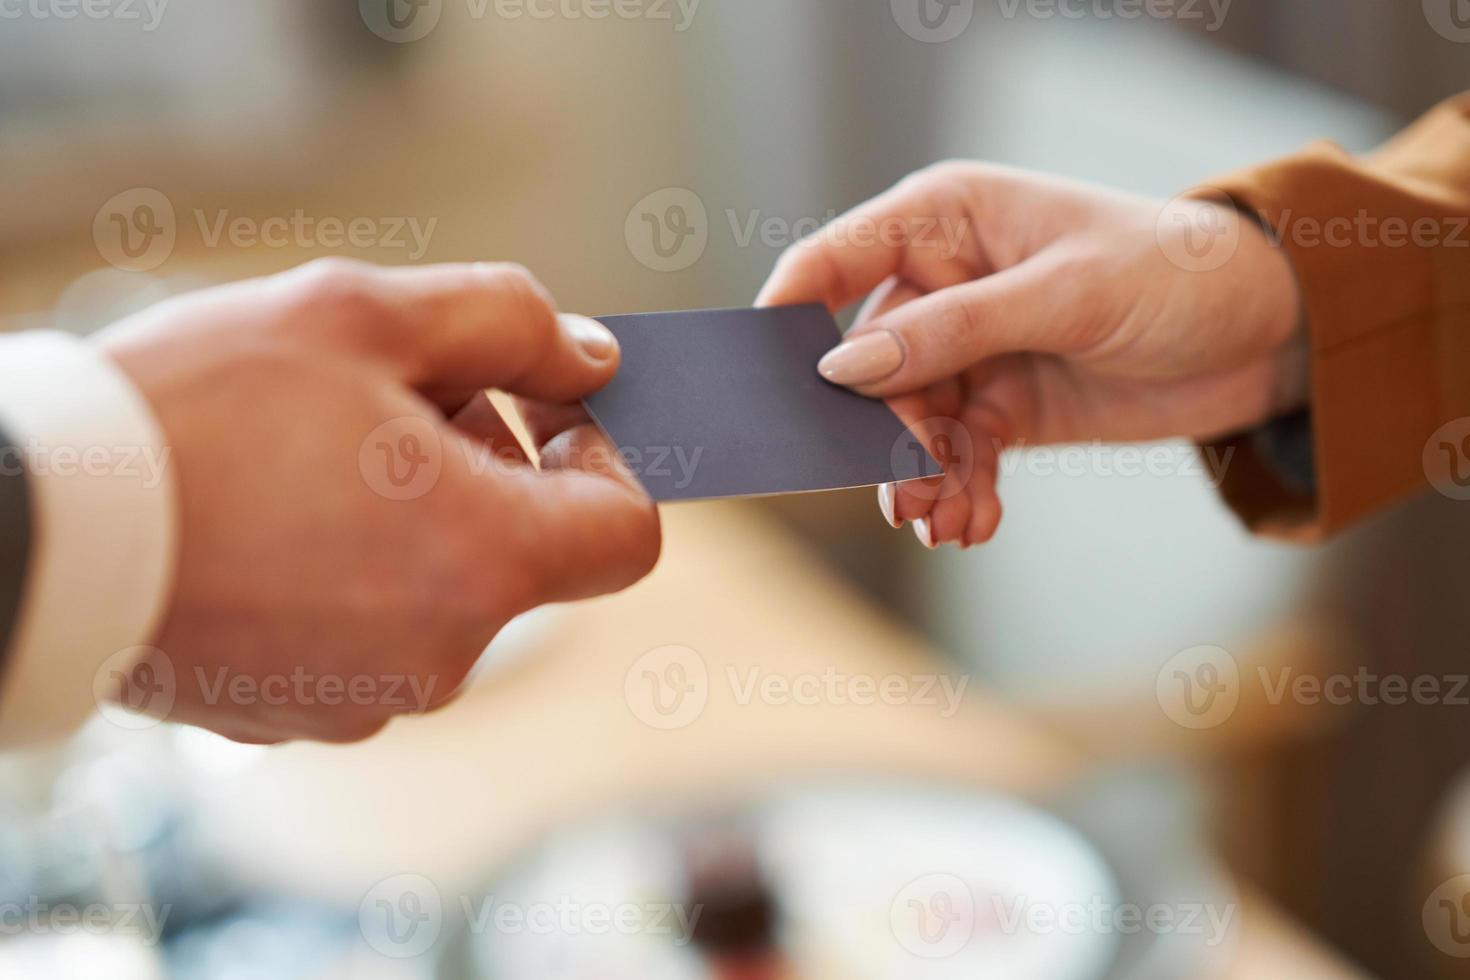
[192,501,1369,979]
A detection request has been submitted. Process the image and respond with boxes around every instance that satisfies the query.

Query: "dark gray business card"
[583,304,942,502]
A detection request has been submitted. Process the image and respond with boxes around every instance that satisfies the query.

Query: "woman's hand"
[100,258,661,744]
[759,162,1305,548]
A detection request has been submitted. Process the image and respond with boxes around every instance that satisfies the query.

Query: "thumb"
[814,255,1089,397]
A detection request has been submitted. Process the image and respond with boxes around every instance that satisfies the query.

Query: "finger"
[514,399,601,456]
[882,389,945,529]
[917,485,971,550]
[504,426,662,604]
[279,259,621,404]
[756,172,982,312]
[817,253,1090,397]
[539,420,647,497]
[854,276,925,331]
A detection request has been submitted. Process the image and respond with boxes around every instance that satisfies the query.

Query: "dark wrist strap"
[0,427,31,664]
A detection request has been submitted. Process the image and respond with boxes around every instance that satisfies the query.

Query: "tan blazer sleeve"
[1198,94,1470,541]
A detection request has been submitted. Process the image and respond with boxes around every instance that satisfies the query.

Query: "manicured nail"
[561,314,618,362]
[913,517,936,550]
[818,330,904,387]
[878,483,900,528]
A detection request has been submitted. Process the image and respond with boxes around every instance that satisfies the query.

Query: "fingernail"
[878,483,900,528]
[818,330,904,387]
[913,517,936,550]
[561,314,618,363]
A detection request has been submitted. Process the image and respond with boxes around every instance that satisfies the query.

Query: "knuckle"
[479,262,554,314]
[477,262,560,371]
[282,257,391,330]
[292,257,376,300]
[914,159,978,186]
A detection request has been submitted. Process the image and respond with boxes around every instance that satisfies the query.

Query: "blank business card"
[583,304,942,502]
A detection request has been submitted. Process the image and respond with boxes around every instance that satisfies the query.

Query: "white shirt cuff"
[0,332,178,747]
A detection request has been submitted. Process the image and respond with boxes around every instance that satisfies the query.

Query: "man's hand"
[759,162,1305,549]
[98,259,661,744]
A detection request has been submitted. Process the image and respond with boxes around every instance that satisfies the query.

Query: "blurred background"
[2,1,1468,977]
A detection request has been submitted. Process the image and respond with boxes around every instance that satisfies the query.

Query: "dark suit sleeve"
[0,426,30,662]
